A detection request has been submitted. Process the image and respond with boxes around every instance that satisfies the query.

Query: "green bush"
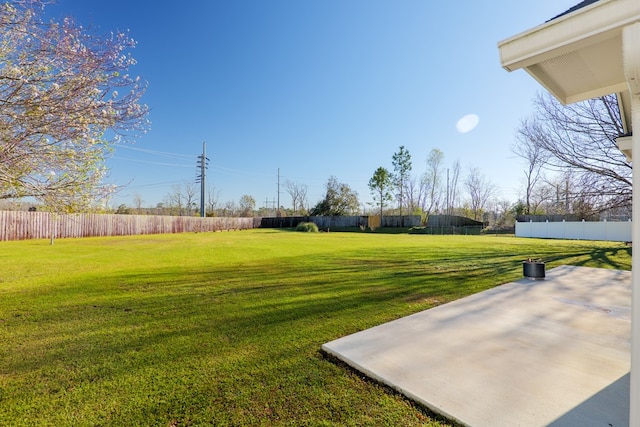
[296,222,319,232]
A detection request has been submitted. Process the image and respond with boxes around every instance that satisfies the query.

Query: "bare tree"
[297,185,308,213]
[446,159,461,215]
[520,92,629,214]
[535,172,603,218]
[164,182,196,216]
[132,193,145,214]
[465,167,497,221]
[183,182,198,216]
[530,179,558,214]
[221,200,237,217]
[422,149,444,215]
[511,121,550,215]
[405,175,425,215]
[494,199,515,229]
[284,180,308,214]
[167,185,184,216]
[206,187,220,216]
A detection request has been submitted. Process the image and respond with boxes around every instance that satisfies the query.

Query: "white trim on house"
[627,23,640,427]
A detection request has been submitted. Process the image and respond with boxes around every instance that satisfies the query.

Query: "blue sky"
[49,0,580,211]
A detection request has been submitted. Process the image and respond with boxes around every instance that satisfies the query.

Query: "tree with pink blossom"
[0,1,149,212]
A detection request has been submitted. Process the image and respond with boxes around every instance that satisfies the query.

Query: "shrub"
[296,222,319,232]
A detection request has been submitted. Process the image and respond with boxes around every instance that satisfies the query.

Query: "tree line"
[367,146,498,222]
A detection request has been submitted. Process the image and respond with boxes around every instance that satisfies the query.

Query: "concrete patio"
[322,266,630,426]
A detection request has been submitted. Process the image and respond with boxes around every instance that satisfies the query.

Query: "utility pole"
[277,168,281,217]
[196,141,209,217]
[263,198,278,215]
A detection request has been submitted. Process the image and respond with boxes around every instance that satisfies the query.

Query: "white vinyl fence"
[515,220,631,242]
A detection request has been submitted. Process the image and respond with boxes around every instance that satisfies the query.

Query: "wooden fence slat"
[0,212,255,242]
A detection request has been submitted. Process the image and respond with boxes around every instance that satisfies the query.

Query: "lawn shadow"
[1,236,631,425]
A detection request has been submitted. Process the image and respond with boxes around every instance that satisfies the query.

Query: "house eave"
[498,0,640,106]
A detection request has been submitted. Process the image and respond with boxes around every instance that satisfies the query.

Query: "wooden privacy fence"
[0,211,257,242]
[259,215,422,229]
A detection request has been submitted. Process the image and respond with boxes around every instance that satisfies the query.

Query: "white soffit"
[498,0,640,105]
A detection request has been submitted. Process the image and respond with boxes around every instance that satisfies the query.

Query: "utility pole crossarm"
[196,141,209,217]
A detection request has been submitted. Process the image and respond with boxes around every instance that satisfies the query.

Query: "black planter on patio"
[523,259,545,279]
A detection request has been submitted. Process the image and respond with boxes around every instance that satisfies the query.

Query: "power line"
[113,144,194,159]
[124,178,195,189]
[210,164,273,177]
[111,156,193,168]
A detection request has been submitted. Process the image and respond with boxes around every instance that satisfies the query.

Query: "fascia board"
[499,0,640,72]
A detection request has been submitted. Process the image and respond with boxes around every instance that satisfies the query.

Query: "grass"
[0,230,631,426]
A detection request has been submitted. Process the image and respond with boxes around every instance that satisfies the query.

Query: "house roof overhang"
[498,0,640,137]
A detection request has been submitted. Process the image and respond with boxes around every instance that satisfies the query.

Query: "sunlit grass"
[0,230,630,426]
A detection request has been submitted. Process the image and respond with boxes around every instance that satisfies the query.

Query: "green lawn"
[0,230,631,426]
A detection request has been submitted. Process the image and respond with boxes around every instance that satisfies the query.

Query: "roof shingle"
[547,0,601,22]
